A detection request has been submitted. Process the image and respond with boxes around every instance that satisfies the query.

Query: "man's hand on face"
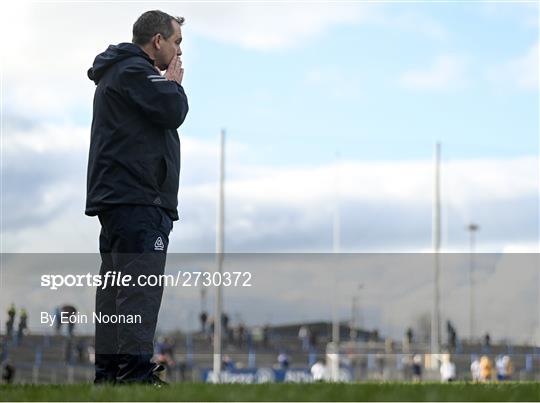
[165,56,184,85]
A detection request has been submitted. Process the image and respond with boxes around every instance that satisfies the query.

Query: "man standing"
[86,10,188,384]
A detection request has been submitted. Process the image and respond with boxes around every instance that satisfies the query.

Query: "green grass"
[0,382,539,402]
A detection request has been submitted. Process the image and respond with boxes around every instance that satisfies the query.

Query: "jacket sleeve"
[119,63,189,129]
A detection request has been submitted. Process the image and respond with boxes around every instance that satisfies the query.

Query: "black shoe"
[149,373,168,387]
[148,363,168,387]
[152,363,166,374]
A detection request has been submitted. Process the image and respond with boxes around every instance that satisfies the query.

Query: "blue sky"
[166,2,539,165]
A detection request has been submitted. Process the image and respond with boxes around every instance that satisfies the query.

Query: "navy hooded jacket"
[85,43,188,220]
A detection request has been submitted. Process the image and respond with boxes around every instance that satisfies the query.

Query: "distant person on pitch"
[86,10,188,384]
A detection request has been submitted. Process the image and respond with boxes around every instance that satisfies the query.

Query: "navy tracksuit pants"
[95,205,172,383]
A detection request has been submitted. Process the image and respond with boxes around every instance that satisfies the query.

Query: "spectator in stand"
[479,355,493,382]
[54,306,62,334]
[0,336,7,363]
[222,354,235,371]
[17,309,28,343]
[199,311,208,334]
[470,355,481,382]
[406,328,414,345]
[309,331,318,350]
[62,305,77,337]
[221,313,229,332]
[483,333,491,353]
[496,355,513,381]
[1,359,15,384]
[245,328,253,349]
[311,360,327,382]
[61,305,77,337]
[446,321,457,351]
[236,323,245,348]
[6,304,16,338]
[278,352,290,369]
[298,326,310,351]
[440,353,456,382]
[221,313,232,343]
[412,354,423,382]
[404,328,414,352]
[503,355,513,380]
[262,325,270,348]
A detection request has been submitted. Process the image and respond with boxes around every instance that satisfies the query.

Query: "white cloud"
[488,42,539,90]
[502,242,540,253]
[399,55,467,91]
[2,121,538,254]
[4,122,89,154]
[186,3,376,50]
[443,158,538,203]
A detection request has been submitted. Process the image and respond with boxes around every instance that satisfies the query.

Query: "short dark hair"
[132,10,184,45]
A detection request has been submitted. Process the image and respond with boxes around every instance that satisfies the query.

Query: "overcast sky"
[0,1,538,342]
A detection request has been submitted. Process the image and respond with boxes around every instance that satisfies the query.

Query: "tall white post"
[467,223,479,341]
[350,296,358,340]
[332,167,340,345]
[431,142,441,362]
[212,129,225,382]
[330,154,341,381]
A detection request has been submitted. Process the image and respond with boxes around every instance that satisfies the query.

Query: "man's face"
[155,21,182,70]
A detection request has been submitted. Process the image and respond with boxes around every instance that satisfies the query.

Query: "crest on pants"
[154,237,164,251]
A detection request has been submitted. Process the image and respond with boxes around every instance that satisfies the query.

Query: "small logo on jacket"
[153,197,162,205]
[154,237,164,251]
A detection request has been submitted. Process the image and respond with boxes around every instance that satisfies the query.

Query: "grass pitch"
[0,382,539,402]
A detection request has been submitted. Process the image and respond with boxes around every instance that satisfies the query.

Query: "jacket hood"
[88,42,154,84]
